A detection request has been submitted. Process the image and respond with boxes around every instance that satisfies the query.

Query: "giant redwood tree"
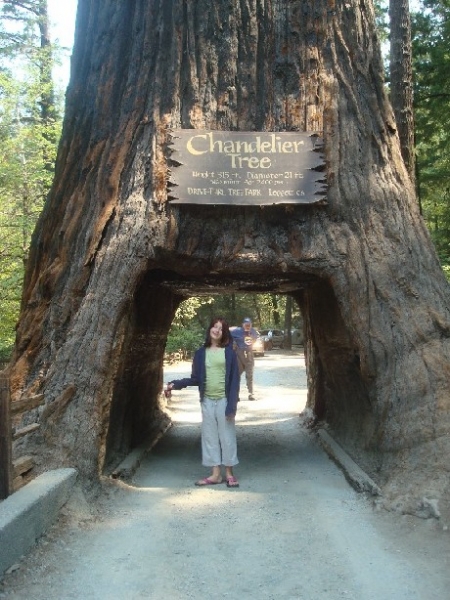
[8,0,450,517]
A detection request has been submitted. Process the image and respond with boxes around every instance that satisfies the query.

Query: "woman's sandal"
[195,477,223,486]
[226,476,239,488]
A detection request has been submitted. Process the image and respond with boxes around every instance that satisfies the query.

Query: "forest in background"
[0,0,449,361]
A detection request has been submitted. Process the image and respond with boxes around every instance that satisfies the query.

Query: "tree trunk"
[37,0,55,125]
[271,294,281,327]
[284,295,292,350]
[9,0,450,517]
[390,0,416,187]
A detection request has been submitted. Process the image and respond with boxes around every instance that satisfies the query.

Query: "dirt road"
[1,351,449,599]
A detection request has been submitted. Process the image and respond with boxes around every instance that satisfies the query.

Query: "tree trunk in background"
[284,295,292,350]
[390,0,416,188]
[271,294,281,327]
[37,0,55,122]
[231,293,237,326]
[8,0,450,518]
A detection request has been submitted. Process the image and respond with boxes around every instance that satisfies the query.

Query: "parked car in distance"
[252,333,265,357]
[259,329,285,350]
[291,328,303,345]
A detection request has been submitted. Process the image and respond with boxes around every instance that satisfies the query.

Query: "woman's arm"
[166,349,201,391]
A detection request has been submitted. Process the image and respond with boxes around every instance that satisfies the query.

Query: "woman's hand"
[226,413,236,422]
[164,382,173,398]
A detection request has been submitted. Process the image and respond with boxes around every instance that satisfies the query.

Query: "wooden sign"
[168,130,326,205]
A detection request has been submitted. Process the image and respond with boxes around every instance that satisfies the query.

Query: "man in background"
[231,317,258,400]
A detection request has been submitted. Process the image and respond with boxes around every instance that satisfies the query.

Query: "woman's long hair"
[204,316,231,348]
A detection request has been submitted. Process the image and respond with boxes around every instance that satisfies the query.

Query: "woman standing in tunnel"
[165,316,241,488]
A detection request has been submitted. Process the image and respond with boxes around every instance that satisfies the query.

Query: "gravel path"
[1,350,449,599]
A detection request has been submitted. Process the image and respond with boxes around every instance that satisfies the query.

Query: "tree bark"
[9,0,450,517]
[390,0,416,188]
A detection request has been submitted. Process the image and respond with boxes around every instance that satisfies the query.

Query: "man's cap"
[243,317,252,323]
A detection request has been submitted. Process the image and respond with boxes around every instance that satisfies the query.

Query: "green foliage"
[412,1,450,265]
[165,326,205,355]
[441,264,450,282]
[165,292,302,357]
[171,296,214,328]
[165,298,211,354]
[176,292,298,331]
[374,0,390,45]
[0,1,64,359]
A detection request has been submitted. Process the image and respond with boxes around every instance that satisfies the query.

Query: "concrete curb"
[0,468,78,576]
[317,429,382,496]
